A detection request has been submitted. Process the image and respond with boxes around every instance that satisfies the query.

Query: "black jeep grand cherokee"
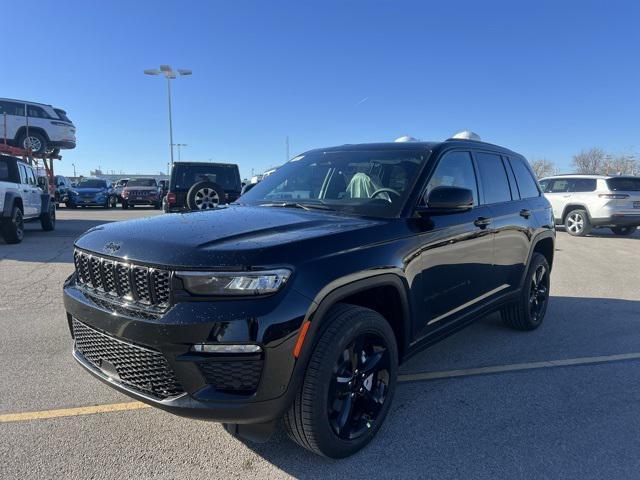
[64,138,555,458]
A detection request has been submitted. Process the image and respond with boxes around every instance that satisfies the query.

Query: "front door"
[0,100,25,144]
[416,150,494,338]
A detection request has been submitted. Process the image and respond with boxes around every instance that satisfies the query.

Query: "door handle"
[519,209,532,218]
[474,217,492,228]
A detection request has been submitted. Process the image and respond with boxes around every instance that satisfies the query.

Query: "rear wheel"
[1,206,25,244]
[502,253,550,331]
[564,209,591,237]
[283,303,398,458]
[40,204,56,231]
[19,131,47,154]
[611,226,637,236]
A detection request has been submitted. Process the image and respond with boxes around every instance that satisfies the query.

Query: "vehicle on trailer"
[539,174,640,236]
[0,98,76,155]
[66,178,116,209]
[53,175,73,206]
[0,155,55,243]
[113,178,129,204]
[121,178,161,209]
[164,161,242,212]
[64,134,555,458]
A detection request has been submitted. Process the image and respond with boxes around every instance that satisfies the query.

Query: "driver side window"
[425,151,478,205]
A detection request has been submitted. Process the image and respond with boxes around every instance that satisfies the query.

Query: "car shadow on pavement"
[238,296,640,479]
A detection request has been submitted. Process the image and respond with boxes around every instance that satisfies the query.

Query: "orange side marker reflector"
[293,320,311,358]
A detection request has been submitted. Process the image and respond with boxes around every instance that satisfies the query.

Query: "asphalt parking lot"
[1,209,639,479]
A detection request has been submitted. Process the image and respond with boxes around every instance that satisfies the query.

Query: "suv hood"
[75,205,388,268]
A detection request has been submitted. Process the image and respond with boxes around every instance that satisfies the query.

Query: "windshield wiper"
[259,202,335,211]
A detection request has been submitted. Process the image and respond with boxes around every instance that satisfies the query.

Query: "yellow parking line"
[0,401,150,423]
[2,352,640,424]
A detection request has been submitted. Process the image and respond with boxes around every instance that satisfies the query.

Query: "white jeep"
[0,98,76,155]
[0,155,56,243]
[539,174,640,236]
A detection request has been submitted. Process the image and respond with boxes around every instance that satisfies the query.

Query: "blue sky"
[3,0,638,179]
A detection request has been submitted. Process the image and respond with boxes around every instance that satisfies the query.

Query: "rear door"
[0,101,26,143]
[17,163,38,217]
[474,151,529,292]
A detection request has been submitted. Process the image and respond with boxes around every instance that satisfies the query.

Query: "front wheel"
[41,204,56,231]
[283,304,398,458]
[611,226,637,236]
[1,206,24,243]
[564,209,591,236]
[502,252,550,331]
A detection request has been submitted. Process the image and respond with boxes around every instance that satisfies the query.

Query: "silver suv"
[539,175,640,236]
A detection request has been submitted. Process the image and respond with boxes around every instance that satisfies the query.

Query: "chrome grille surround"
[73,249,171,314]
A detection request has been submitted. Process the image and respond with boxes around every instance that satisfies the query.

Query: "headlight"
[176,269,291,296]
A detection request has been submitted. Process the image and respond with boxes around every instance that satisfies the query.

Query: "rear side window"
[0,159,9,181]
[425,151,478,205]
[475,152,512,204]
[546,179,569,193]
[509,157,540,198]
[568,178,597,192]
[607,177,640,192]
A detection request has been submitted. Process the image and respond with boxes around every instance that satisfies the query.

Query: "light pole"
[72,163,76,177]
[144,65,192,171]
[172,143,187,161]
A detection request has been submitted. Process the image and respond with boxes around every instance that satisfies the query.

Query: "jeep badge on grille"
[103,241,122,254]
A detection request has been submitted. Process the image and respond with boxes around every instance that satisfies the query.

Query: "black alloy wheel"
[528,263,549,326]
[1,206,24,243]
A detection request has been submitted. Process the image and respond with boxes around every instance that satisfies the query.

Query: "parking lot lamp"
[144,65,192,170]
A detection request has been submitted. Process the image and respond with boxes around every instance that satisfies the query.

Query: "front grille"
[73,249,171,311]
[199,359,263,393]
[72,318,184,399]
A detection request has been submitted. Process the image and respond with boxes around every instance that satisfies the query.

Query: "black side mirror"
[416,186,474,215]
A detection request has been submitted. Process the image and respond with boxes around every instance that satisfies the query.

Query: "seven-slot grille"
[73,249,171,309]
[72,318,184,399]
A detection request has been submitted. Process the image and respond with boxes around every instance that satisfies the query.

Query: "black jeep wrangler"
[163,161,242,213]
[64,139,554,457]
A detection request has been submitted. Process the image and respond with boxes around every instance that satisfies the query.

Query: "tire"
[103,197,111,209]
[186,181,222,211]
[564,209,591,237]
[611,226,637,236]
[121,201,128,209]
[40,204,56,231]
[501,253,550,331]
[283,303,398,458]
[18,131,47,154]
[1,206,25,244]
[110,196,117,208]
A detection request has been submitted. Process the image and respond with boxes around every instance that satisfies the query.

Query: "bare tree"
[571,148,606,174]
[609,154,639,176]
[529,158,557,179]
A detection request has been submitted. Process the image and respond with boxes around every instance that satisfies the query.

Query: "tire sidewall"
[564,209,590,236]
[304,310,398,458]
[522,253,550,328]
[186,181,222,211]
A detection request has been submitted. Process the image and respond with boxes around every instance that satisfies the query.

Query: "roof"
[0,97,54,107]
[172,161,238,167]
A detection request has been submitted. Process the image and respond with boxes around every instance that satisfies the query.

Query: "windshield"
[607,177,640,192]
[128,178,157,187]
[54,108,72,123]
[77,179,107,188]
[239,149,428,217]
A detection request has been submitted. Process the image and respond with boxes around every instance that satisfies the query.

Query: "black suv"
[64,139,555,458]
[164,161,242,212]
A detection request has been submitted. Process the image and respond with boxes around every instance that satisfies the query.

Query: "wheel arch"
[15,126,51,142]
[561,203,591,223]
[519,230,555,289]
[2,191,23,217]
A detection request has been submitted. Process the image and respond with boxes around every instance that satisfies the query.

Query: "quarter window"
[475,152,512,204]
[425,151,478,205]
[27,105,52,119]
[509,157,541,198]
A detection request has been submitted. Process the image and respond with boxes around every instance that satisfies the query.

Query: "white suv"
[0,98,76,155]
[539,175,640,236]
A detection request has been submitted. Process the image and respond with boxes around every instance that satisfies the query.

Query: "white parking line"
[398,352,640,382]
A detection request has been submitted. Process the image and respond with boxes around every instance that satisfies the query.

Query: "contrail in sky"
[356,97,369,105]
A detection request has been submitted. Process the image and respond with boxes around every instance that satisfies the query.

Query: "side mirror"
[416,186,474,215]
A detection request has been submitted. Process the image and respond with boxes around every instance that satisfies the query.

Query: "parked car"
[0,98,76,155]
[113,178,129,204]
[121,178,161,209]
[164,161,242,212]
[65,136,555,457]
[0,155,55,243]
[67,178,116,208]
[53,175,73,206]
[539,174,640,236]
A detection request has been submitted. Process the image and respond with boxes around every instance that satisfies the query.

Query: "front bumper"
[49,140,76,150]
[68,197,106,206]
[63,277,312,424]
